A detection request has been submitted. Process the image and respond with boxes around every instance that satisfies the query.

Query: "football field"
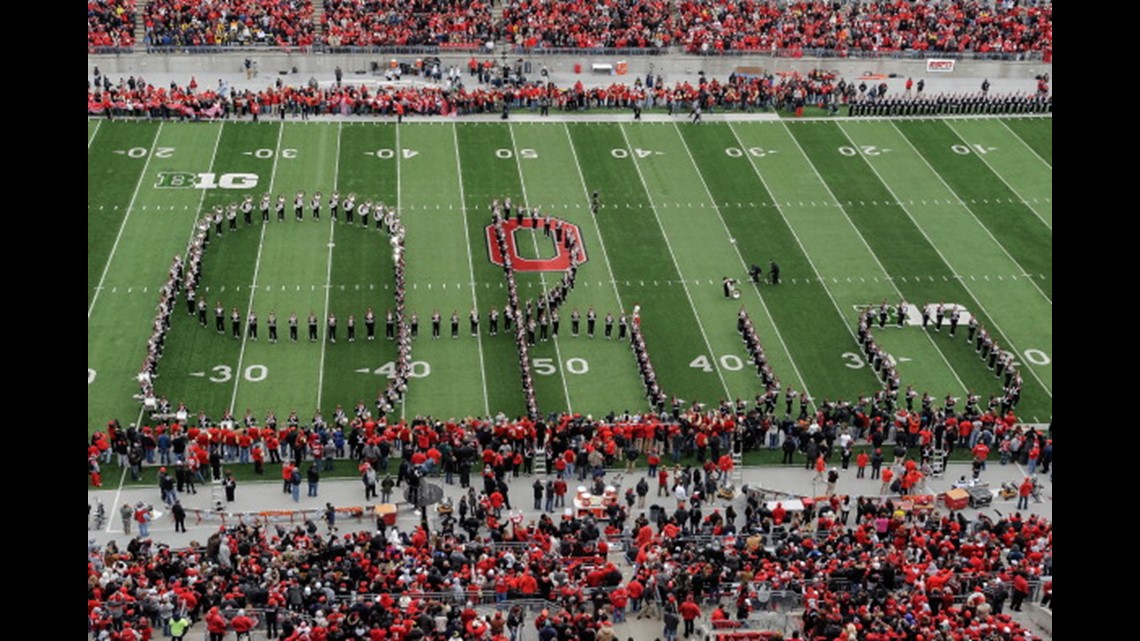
[87,116,1052,434]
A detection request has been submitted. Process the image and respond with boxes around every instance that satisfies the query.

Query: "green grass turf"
[88,117,1052,436]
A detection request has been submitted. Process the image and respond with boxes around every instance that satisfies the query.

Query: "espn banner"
[926,59,956,73]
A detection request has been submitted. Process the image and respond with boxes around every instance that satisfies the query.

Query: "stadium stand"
[88,405,1052,640]
[322,0,495,47]
[143,0,317,47]
[100,0,1052,57]
[676,0,1054,56]
[89,0,137,50]
[497,0,676,49]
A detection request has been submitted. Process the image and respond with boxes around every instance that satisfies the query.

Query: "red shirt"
[679,600,702,620]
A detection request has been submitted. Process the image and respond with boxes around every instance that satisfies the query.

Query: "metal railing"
[97,43,1050,62]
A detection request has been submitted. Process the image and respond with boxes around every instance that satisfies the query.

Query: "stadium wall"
[88,52,1050,83]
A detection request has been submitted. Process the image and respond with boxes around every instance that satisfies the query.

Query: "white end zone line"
[316,122,343,411]
[508,123,573,412]
[777,120,971,396]
[231,123,286,412]
[452,123,491,417]
[89,122,165,320]
[618,123,733,402]
[833,122,1051,398]
[889,121,1052,305]
[673,121,816,411]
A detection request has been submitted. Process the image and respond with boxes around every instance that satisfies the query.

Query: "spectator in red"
[204,606,227,641]
[230,610,257,640]
[1017,476,1033,510]
[678,595,702,637]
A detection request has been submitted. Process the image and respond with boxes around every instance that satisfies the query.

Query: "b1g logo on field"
[486,217,588,272]
[155,172,260,190]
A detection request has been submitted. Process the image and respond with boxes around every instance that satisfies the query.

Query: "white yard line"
[833,122,1051,398]
[89,122,165,319]
[87,120,102,147]
[106,122,227,529]
[561,124,627,310]
[316,123,342,410]
[997,119,1053,170]
[103,465,131,533]
[451,124,491,417]
[673,122,816,409]
[508,123,574,412]
[779,121,970,395]
[727,121,867,353]
[617,123,733,401]
[397,124,407,423]
[891,122,1051,304]
[231,124,286,412]
[942,120,1052,232]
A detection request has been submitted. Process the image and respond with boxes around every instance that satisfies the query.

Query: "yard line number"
[532,357,589,376]
[496,148,538,159]
[124,147,175,159]
[838,145,887,157]
[208,364,268,383]
[950,144,995,155]
[724,147,769,158]
[690,354,744,372]
[251,148,298,159]
[375,361,431,378]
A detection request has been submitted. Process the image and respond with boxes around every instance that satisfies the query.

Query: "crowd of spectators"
[498,0,675,49]
[323,0,494,47]
[89,0,137,50]
[85,69,876,119]
[88,401,1052,640]
[143,0,317,48]
[675,0,1054,56]
[93,0,1053,57]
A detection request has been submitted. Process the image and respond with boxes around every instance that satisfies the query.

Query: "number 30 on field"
[207,364,268,383]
